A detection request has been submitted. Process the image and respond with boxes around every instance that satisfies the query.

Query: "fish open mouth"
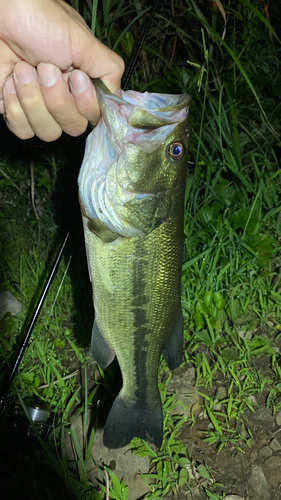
[78,80,190,239]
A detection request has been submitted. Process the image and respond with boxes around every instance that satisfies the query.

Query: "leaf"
[213,292,224,310]
[34,375,41,388]
[263,205,281,221]
[54,339,65,348]
[109,471,123,497]
[206,408,222,434]
[220,347,240,364]
[42,387,53,398]
[205,489,221,499]
[270,291,281,304]
[67,337,85,363]
[232,208,260,234]
[240,234,274,265]
[217,441,225,454]
[112,7,151,53]
[70,429,87,483]
[179,467,189,486]
[194,311,205,330]
[53,366,65,387]
[204,435,219,444]
[178,457,190,468]
[156,461,163,478]
[204,291,213,307]
[197,464,210,479]
[21,372,34,384]
[213,0,226,22]
[193,329,214,346]
[64,386,81,416]
[247,335,275,356]
[120,30,134,57]
[214,178,236,206]
[196,301,209,317]
[85,428,96,465]
[199,205,216,225]
[182,249,210,271]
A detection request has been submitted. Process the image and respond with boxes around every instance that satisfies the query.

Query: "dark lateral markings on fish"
[78,78,191,449]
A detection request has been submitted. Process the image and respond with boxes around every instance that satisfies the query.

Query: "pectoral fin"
[162,307,183,370]
[91,320,115,368]
[87,217,118,243]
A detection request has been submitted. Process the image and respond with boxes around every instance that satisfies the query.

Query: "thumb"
[59,1,125,93]
[72,34,125,93]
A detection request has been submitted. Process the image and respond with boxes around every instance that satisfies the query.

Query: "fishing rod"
[0,229,71,410]
[123,0,159,90]
[0,0,159,409]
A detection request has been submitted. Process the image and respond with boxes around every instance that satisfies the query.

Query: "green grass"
[1,0,281,498]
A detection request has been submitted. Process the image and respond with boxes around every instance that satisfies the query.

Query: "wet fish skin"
[78,80,190,449]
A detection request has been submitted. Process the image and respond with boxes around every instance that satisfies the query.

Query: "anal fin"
[162,306,183,370]
[91,319,115,369]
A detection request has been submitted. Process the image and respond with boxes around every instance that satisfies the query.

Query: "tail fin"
[103,391,163,449]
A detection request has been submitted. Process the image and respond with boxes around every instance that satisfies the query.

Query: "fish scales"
[83,215,182,397]
[79,79,190,449]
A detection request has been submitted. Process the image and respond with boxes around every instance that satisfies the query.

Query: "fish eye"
[168,142,185,160]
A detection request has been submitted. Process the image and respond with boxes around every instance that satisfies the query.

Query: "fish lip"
[93,78,191,114]
[92,78,127,105]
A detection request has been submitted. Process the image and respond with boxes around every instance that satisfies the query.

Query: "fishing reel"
[13,397,53,440]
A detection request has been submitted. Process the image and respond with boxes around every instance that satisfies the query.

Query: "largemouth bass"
[78,80,190,449]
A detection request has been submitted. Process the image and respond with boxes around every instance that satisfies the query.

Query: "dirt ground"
[64,339,281,500]
[2,327,281,500]
[176,387,281,500]
[165,351,281,500]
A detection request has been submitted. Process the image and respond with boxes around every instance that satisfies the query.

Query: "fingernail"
[15,63,37,84]
[5,76,16,94]
[70,71,90,94]
[38,63,59,87]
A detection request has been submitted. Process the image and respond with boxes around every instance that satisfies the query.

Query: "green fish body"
[78,80,190,449]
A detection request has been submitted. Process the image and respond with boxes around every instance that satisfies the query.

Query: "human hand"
[0,0,124,141]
